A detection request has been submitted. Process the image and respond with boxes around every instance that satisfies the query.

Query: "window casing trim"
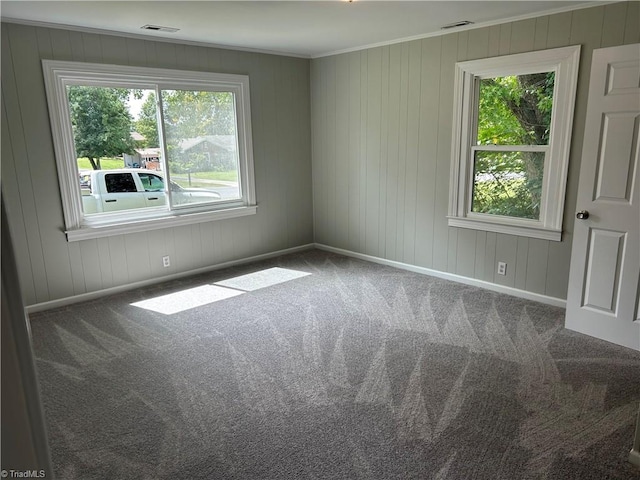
[448,46,580,241]
[65,205,258,242]
[42,60,256,241]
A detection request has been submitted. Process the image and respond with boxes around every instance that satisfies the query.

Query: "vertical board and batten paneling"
[534,17,550,51]
[314,56,330,247]
[347,52,362,252]
[376,46,390,259]
[384,44,401,262]
[1,92,44,302]
[473,232,487,281]
[365,47,382,258]
[2,22,313,306]
[402,41,423,266]
[326,55,338,248]
[6,25,75,302]
[414,35,442,269]
[289,56,313,248]
[484,233,498,284]
[334,54,350,250]
[624,1,640,44]
[432,33,458,274]
[358,52,369,256]
[310,2,640,300]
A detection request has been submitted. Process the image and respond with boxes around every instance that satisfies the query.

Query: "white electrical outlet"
[162,255,170,268]
[497,261,507,276]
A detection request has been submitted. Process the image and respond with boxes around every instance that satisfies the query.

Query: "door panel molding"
[606,59,640,96]
[583,228,625,314]
[594,113,639,203]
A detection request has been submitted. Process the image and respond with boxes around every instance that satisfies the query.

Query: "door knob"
[576,210,589,219]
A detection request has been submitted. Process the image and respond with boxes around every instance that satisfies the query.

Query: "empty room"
[2,1,639,479]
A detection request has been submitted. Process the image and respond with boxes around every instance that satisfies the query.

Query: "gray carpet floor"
[29,249,640,479]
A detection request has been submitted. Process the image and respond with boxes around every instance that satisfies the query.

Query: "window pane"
[472,151,545,220]
[67,85,160,215]
[161,90,240,206]
[138,173,165,191]
[105,173,137,193]
[477,72,555,146]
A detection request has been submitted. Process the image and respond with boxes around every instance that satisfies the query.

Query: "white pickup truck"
[80,169,221,214]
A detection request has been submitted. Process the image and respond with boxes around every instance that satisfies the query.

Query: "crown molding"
[0,16,310,59]
[312,1,616,58]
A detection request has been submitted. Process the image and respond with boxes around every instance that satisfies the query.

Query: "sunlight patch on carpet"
[214,267,311,292]
[131,285,244,315]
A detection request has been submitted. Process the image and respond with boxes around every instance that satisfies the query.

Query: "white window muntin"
[42,60,256,241]
[448,46,580,241]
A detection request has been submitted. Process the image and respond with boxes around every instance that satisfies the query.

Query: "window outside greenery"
[160,89,241,204]
[43,60,256,241]
[472,73,554,220]
[449,46,580,241]
[66,85,241,215]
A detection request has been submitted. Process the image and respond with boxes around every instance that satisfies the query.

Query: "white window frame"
[448,46,580,241]
[42,60,257,242]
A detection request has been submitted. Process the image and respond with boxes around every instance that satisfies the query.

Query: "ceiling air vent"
[141,24,180,33]
[441,20,474,30]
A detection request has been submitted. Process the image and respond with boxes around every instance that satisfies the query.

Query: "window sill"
[447,216,562,241]
[66,205,257,242]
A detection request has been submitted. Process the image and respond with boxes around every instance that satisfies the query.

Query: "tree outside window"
[42,60,256,241]
[448,46,580,241]
[472,72,554,220]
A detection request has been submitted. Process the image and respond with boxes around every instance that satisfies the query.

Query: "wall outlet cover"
[497,262,507,276]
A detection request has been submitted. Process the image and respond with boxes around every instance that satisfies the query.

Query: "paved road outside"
[172,175,240,200]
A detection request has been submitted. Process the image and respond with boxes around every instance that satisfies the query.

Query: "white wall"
[1,23,313,306]
[1,199,52,473]
[310,2,639,300]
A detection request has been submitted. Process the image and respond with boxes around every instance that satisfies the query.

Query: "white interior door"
[565,43,640,351]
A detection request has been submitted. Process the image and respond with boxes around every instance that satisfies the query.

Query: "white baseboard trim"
[314,243,566,309]
[26,242,566,314]
[25,243,315,314]
[630,449,640,468]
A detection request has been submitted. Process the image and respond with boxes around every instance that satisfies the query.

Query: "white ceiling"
[1,1,602,58]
